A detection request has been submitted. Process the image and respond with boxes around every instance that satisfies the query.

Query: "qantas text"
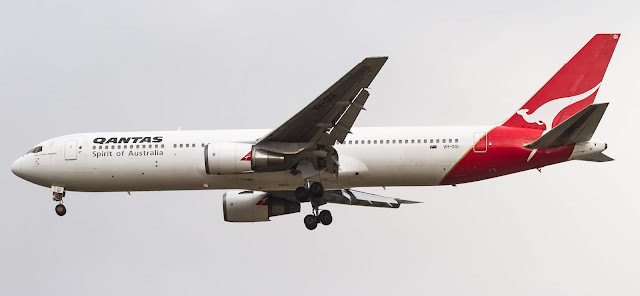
[93,136,163,144]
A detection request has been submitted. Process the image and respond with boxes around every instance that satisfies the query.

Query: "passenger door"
[64,140,78,160]
[473,132,487,153]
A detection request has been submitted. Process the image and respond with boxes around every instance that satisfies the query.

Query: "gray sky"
[1,1,639,295]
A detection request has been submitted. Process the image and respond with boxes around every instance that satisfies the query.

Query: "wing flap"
[322,89,369,144]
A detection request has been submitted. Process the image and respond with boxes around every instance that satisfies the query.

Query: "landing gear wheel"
[318,210,332,226]
[55,204,66,216]
[295,186,310,202]
[309,182,324,198]
[304,214,318,230]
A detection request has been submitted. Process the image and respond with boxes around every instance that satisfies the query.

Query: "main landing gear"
[52,186,66,216]
[295,180,332,230]
[304,209,333,230]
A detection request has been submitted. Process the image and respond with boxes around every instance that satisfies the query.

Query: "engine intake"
[223,191,300,222]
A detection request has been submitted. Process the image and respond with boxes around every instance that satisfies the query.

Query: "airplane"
[11,33,620,230]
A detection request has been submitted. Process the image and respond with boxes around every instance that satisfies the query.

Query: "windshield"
[26,146,43,154]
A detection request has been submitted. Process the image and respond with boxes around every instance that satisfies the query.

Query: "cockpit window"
[26,146,43,154]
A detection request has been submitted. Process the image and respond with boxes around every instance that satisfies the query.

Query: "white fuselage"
[12,126,491,192]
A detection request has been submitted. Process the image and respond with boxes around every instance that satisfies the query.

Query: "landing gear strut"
[52,186,66,216]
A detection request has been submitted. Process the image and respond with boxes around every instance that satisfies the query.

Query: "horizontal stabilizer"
[577,152,614,162]
[524,103,608,149]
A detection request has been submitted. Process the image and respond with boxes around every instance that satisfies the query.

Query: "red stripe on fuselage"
[440,126,574,185]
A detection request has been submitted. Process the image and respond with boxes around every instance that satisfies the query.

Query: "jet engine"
[204,143,253,175]
[204,143,288,175]
[223,191,300,222]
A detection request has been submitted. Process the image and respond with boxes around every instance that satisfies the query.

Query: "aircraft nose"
[11,157,22,177]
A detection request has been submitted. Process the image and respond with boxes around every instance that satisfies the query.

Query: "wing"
[268,188,420,209]
[257,57,388,144]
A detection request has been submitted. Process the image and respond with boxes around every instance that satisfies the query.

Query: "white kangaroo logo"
[518,83,600,161]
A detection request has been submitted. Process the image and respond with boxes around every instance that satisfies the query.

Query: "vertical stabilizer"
[502,34,620,131]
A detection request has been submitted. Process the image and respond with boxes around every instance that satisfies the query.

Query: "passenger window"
[374,140,377,144]
[355,140,358,144]
[455,139,459,143]
[118,145,121,149]
[180,144,183,148]
[424,139,427,143]
[105,146,109,150]
[92,146,96,150]
[411,140,415,143]
[449,139,452,143]
[386,140,389,144]
[136,145,140,149]
[430,139,433,143]
[201,143,205,147]
[124,145,127,149]
[405,140,408,144]
[98,146,102,150]
[417,140,421,143]
[368,140,371,144]
[161,144,165,148]
[348,141,352,144]
[436,139,440,143]
[142,145,146,148]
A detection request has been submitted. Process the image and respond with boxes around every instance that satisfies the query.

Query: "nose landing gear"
[52,186,66,216]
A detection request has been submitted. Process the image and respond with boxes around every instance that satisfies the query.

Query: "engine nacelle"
[223,191,300,222]
[205,143,290,175]
[204,143,253,175]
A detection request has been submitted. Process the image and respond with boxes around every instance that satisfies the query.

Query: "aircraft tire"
[318,210,332,226]
[304,214,318,230]
[55,204,66,216]
[309,182,324,198]
[295,186,310,202]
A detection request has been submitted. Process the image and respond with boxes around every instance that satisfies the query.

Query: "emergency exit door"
[64,140,78,160]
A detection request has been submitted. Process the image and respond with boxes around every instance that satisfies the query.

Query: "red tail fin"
[502,34,620,131]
